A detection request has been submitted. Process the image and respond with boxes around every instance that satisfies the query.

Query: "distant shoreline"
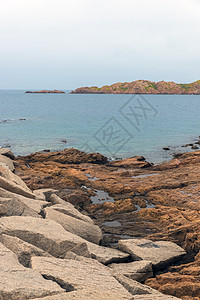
[71,80,200,95]
[25,89,65,94]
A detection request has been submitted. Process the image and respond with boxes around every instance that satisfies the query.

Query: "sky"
[0,0,199,89]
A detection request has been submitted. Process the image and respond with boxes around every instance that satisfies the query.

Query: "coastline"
[13,146,200,299]
[0,143,200,298]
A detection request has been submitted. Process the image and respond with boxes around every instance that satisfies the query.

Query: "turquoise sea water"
[0,90,200,163]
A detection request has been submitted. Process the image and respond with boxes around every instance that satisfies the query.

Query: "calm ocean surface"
[0,90,200,163]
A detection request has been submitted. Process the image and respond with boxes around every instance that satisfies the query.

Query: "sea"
[0,90,200,163]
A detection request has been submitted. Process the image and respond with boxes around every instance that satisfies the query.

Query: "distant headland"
[71,80,200,94]
[25,90,65,94]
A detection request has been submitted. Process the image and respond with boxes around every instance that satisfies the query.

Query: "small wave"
[0,118,26,124]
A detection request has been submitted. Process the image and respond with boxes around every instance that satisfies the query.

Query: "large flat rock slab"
[32,290,133,299]
[86,241,130,264]
[31,256,133,299]
[118,239,186,270]
[44,206,102,244]
[0,216,85,257]
[109,261,153,282]
[0,242,64,299]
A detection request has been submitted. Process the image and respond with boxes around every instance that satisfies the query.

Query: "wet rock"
[163,147,170,151]
[31,256,133,299]
[0,216,85,257]
[0,242,64,299]
[0,148,15,160]
[44,206,102,244]
[118,239,186,271]
[20,148,108,164]
[192,145,199,150]
[0,234,52,267]
[109,260,153,282]
[110,156,152,168]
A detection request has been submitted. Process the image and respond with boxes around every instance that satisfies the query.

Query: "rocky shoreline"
[71,80,200,94]
[6,146,200,299]
[0,147,184,300]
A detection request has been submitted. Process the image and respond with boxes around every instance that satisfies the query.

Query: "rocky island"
[71,80,200,94]
[26,90,65,94]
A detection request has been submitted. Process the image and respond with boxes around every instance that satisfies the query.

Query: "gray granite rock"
[50,202,94,224]
[0,198,41,218]
[0,242,64,299]
[133,295,180,299]
[0,188,48,213]
[0,234,52,267]
[0,216,85,257]
[0,175,35,198]
[0,154,15,171]
[0,164,30,191]
[86,241,130,264]
[109,260,153,282]
[118,238,186,270]
[31,256,133,299]
[32,290,133,300]
[0,148,15,160]
[44,206,102,244]
[34,188,57,201]
[113,274,161,295]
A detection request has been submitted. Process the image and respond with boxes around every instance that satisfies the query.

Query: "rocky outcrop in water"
[71,80,200,94]
[26,90,65,94]
[0,148,184,299]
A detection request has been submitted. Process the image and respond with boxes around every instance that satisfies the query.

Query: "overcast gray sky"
[0,0,199,89]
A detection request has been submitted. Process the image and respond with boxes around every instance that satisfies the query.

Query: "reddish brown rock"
[71,80,200,95]
[25,90,65,94]
[15,149,200,299]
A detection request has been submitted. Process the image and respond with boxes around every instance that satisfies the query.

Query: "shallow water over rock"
[102,220,122,227]
[90,189,115,204]
[132,173,160,179]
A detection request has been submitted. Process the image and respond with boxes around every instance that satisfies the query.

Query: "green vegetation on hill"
[71,80,200,94]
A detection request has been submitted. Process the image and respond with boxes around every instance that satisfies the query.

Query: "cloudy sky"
[0,0,199,89]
